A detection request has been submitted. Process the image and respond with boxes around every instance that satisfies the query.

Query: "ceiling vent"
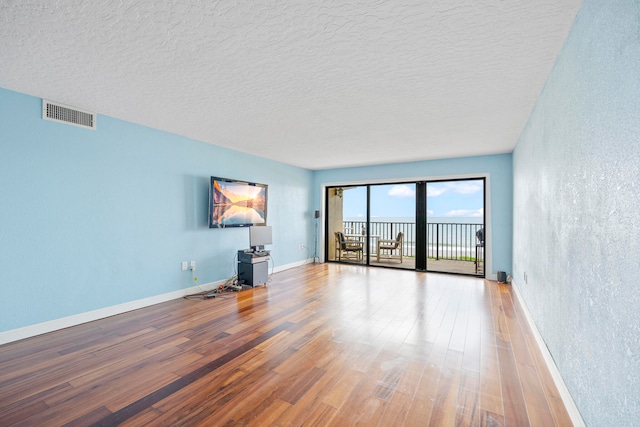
[42,100,96,130]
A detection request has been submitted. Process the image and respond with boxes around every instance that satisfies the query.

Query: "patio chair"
[376,232,403,263]
[335,231,363,261]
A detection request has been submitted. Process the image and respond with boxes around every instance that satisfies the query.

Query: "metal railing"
[426,222,484,261]
[342,220,483,261]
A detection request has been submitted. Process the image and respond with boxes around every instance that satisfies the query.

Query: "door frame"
[423,177,486,276]
[319,173,493,278]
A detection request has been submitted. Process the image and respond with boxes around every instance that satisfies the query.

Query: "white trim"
[272,258,312,273]
[320,172,489,188]
[319,172,492,275]
[511,279,586,427]
[0,281,215,345]
[0,261,311,346]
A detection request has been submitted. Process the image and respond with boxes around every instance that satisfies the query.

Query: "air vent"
[42,100,96,130]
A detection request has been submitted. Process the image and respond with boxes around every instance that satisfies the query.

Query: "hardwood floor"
[0,264,572,426]
[338,257,484,276]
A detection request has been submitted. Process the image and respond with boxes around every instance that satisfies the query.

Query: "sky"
[342,179,484,220]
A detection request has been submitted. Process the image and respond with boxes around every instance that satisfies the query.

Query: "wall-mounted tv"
[209,177,268,228]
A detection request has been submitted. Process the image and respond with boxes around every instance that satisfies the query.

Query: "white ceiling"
[0,1,582,170]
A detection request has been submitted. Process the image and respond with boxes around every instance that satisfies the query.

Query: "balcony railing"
[343,220,484,262]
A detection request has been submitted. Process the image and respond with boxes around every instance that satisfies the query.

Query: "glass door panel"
[425,179,485,276]
[369,183,415,270]
[326,186,367,264]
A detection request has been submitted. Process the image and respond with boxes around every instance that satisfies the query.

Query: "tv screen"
[209,177,268,228]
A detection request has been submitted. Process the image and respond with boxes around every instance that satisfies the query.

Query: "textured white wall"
[513,1,640,425]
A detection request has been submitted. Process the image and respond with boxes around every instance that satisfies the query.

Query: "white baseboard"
[511,279,585,427]
[272,258,314,273]
[0,260,312,346]
[0,279,221,346]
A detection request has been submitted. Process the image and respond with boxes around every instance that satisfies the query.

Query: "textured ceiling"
[0,1,582,170]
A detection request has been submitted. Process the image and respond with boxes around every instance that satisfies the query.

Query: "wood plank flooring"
[0,264,572,426]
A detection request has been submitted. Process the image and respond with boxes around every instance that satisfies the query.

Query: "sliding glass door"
[325,178,485,277]
[326,186,367,264]
[425,179,485,276]
[369,183,415,270]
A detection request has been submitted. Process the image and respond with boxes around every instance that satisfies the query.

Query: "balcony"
[340,220,484,275]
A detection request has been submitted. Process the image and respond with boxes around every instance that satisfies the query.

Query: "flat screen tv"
[208,177,268,228]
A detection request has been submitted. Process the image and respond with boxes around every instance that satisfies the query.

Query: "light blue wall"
[0,88,314,333]
[313,154,513,275]
[512,1,640,425]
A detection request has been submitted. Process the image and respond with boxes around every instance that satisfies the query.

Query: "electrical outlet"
[190,261,196,270]
[181,261,187,271]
